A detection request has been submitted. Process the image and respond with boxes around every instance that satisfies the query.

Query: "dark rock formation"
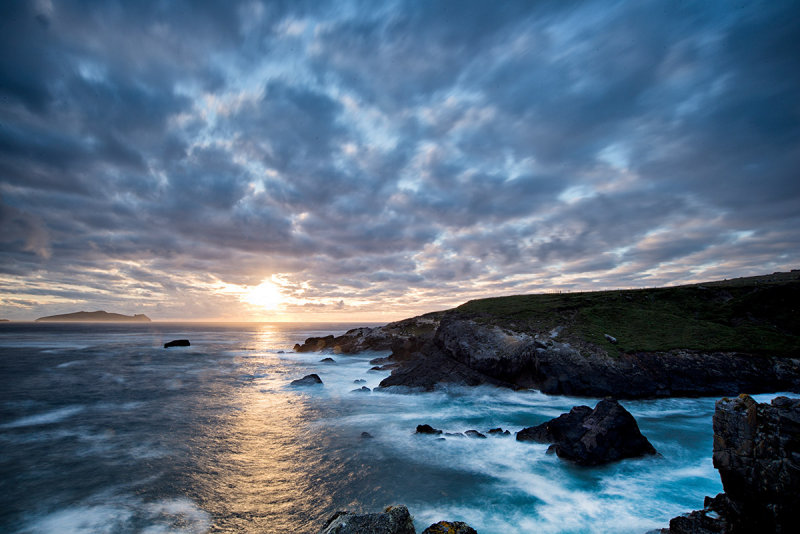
[361,431,374,439]
[351,386,371,393]
[416,424,442,435]
[380,316,800,398]
[422,521,477,534]
[36,311,151,322]
[517,399,656,466]
[664,394,800,533]
[319,505,415,534]
[320,357,336,363]
[290,374,323,387]
[488,428,511,436]
[295,313,442,355]
[164,339,190,348]
[465,430,487,439]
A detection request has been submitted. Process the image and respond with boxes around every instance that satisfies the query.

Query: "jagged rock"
[320,357,336,363]
[663,395,800,533]
[517,399,656,466]
[318,504,415,534]
[465,430,487,439]
[351,386,371,393]
[290,374,323,387]
[422,521,478,534]
[488,428,511,436]
[416,424,442,435]
[164,339,190,348]
[379,316,800,398]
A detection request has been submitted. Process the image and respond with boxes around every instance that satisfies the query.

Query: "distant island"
[35,311,151,322]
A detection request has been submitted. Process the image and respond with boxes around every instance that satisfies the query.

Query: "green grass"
[453,271,800,356]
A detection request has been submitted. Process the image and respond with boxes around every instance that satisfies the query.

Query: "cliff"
[665,394,800,533]
[35,311,151,322]
[294,271,800,398]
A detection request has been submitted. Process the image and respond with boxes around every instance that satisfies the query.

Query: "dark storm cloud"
[1,0,799,319]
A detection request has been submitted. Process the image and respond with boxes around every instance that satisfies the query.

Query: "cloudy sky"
[1,0,798,321]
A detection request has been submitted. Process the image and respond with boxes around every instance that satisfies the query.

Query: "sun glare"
[243,280,283,310]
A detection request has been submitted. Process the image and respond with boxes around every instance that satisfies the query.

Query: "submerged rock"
[488,428,511,436]
[416,424,442,435]
[164,339,190,348]
[351,386,371,393]
[361,432,374,439]
[290,374,323,387]
[517,399,656,466]
[354,379,367,384]
[422,521,478,534]
[318,504,415,534]
[320,357,336,363]
[465,430,487,439]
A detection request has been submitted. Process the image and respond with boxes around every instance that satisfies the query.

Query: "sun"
[243,280,284,310]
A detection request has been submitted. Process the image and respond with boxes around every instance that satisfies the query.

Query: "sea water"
[0,322,788,533]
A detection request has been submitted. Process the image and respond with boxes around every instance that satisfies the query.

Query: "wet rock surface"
[664,394,800,533]
[289,374,323,387]
[421,521,478,534]
[517,399,656,466]
[318,505,416,534]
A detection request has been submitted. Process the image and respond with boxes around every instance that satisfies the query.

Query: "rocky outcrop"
[517,399,656,466]
[294,313,442,354]
[664,394,800,533]
[290,374,323,386]
[421,522,477,534]
[318,505,477,534]
[380,317,800,398]
[164,339,190,348]
[416,424,442,435]
[319,505,415,534]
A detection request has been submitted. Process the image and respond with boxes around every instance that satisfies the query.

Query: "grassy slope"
[453,271,800,357]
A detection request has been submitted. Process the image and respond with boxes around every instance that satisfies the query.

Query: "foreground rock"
[517,399,656,466]
[665,394,800,533]
[318,505,477,534]
[319,505,415,534]
[290,374,323,386]
[422,522,477,534]
[164,339,190,348]
[379,316,800,398]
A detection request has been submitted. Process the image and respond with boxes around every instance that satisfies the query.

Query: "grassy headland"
[454,270,800,357]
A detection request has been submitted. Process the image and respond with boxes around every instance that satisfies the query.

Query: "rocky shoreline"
[293,313,800,399]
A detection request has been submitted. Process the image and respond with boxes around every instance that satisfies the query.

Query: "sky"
[1,0,799,322]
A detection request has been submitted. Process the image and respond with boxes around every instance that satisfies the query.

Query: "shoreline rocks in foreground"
[517,398,657,466]
[318,505,476,534]
[662,394,800,533]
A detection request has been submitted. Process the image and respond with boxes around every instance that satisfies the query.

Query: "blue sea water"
[0,322,788,533]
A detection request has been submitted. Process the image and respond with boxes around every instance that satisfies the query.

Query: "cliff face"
[377,317,800,398]
[667,394,800,533]
[35,311,151,322]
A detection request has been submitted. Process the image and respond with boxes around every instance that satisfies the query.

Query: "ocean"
[0,322,784,533]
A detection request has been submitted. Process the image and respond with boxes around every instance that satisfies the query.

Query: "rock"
[369,366,384,371]
[488,428,511,436]
[416,424,442,435]
[663,395,800,533]
[354,379,367,384]
[351,386,371,393]
[603,333,617,344]
[444,432,465,438]
[516,399,656,466]
[277,350,285,354]
[319,504,415,534]
[290,374,323,386]
[164,339,190,348]
[465,430,487,439]
[320,357,336,363]
[422,521,478,534]
[380,316,800,398]
[361,432,374,439]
